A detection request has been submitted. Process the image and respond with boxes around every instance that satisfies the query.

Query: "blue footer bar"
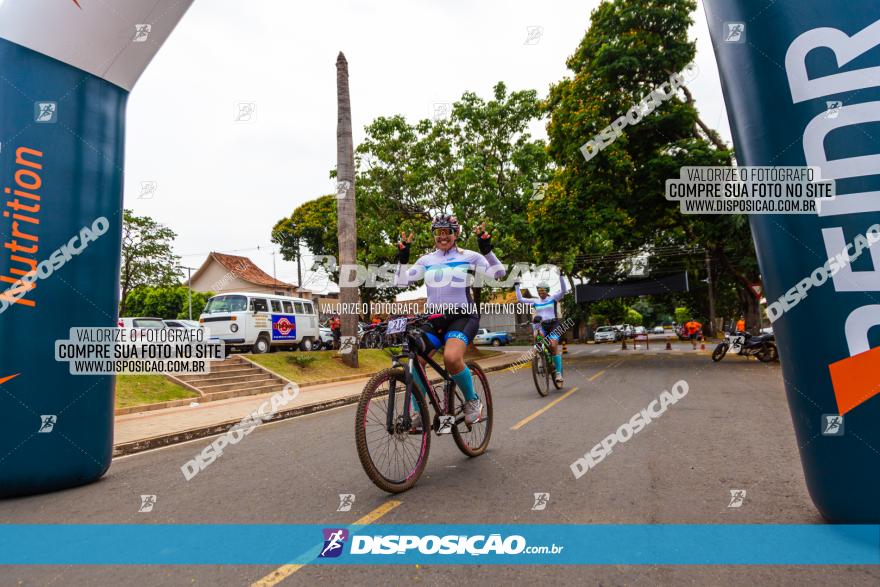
[1,525,878,565]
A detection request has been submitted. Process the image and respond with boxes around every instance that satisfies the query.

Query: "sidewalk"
[113,351,519,457]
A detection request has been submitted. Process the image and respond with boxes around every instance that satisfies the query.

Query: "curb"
[114,351,503,416]
[112,356,518,458]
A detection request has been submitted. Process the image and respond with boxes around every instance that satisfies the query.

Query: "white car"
[594,326,617,343]
[652,326,665,334]
[118,317,165,329]
[164,319,202,329]
[634,326,647,336]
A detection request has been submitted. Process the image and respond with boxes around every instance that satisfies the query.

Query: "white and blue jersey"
[516,274,568,321]
[395,247,506,347]
[396,247,506,310]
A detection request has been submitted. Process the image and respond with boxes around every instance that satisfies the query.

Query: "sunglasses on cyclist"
[432,228,454,237]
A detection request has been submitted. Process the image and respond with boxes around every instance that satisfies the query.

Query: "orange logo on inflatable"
[0,373,20,385]
[829,348,880,415]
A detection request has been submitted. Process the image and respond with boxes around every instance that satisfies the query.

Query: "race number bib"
[386,318,407,335]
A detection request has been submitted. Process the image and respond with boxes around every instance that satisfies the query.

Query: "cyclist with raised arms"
[395,214,506,426]
[515,274,569,384]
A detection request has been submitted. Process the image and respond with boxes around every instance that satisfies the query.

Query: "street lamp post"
[180,266,196,320]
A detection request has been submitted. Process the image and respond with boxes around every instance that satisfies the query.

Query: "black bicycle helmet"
[430,213,461,235]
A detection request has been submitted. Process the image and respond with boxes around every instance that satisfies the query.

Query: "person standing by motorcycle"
[685,319,702,349]
[329,314,341,350]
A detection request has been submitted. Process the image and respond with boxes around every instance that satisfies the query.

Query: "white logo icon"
[138,180,157,200]
[524,26,544,45]
[38,415,57,433]
[822,414,844,436]
[724,22,745,43]
[433,103,451,122]
[35,102,57,123]
[139,495,157,512]
[337,493,355,512]
[530,182,547,201]
[336,180,351,200]
[824,101,843,119]
[531,492,549,511]
[234,102,257,123]
[133,24,152,42]
[728,489,746,508]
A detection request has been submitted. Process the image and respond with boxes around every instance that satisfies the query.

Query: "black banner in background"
[574,272,689,303]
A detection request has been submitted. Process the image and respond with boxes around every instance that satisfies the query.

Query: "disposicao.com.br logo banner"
[1,525,878,565]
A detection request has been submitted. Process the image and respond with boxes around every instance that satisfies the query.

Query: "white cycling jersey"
[515,274,568,321]
[395,247,506,309]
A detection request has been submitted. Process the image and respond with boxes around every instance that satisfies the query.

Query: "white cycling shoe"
[463,399,482,424]
[554,373,564,385]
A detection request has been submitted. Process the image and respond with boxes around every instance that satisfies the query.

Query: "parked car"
[164,319,202,329]
[119,317,165,329]
[199,292,320,353]
[634,326,647,336]
[613,324,634,339]
[652,326,665,334]
[593,326,617,343]
[473,328,512,346]
[117,316,165,344]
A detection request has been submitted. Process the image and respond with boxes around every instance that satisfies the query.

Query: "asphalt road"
[2,346,877,586]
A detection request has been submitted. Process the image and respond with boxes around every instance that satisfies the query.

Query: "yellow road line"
[511,386,580,431]
[251,500,402,586]
[588,369,606,381]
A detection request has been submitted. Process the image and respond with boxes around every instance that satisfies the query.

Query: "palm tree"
[336,51,359,367]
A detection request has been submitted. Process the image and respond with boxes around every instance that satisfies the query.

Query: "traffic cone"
[665,338,672,350]
[700,336,706,351]
[562,340,568,354]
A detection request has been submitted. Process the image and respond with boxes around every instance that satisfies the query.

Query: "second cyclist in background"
[515,274,570,384]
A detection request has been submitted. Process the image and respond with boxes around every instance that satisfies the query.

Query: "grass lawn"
[247,348,502,385]
[116,374,199,409]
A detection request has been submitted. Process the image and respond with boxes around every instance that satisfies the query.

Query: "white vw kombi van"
[199,292,320,353]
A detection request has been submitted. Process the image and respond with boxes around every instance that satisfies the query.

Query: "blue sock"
[411,365,429,413]
[451,365,478,402]
[553,354,563,375]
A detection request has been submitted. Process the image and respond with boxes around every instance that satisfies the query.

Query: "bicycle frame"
[385,329,461,434]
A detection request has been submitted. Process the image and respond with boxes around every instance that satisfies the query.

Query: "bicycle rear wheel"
[531,352,550,397]
[452,362,493,457]
[355,368,431,493]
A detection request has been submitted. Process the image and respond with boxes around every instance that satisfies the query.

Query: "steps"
[176,355,289,399]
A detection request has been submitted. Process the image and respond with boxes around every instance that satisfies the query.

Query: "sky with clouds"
[123,0,732,291]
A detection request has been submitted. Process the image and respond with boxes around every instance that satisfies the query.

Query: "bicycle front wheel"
[452,362,493,457]
[532,351,550,397]
[355,368,431,493]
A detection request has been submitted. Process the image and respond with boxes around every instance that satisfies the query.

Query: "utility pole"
[705,250,716,337]
[296,236,302,289]
[180,266,196,320]
[336,51,359,367]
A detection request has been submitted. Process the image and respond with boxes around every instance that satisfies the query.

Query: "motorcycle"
[712,331,779,363]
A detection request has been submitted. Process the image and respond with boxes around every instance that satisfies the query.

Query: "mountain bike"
[520,320,562,397]
[355,314,493,493]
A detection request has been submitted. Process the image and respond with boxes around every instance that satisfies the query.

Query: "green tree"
[122,286,213,319]
[355,82,550,262]
[674,307,691,324]
[537,0,760,331]
[120,210,180,316]
[625,307,643,326]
